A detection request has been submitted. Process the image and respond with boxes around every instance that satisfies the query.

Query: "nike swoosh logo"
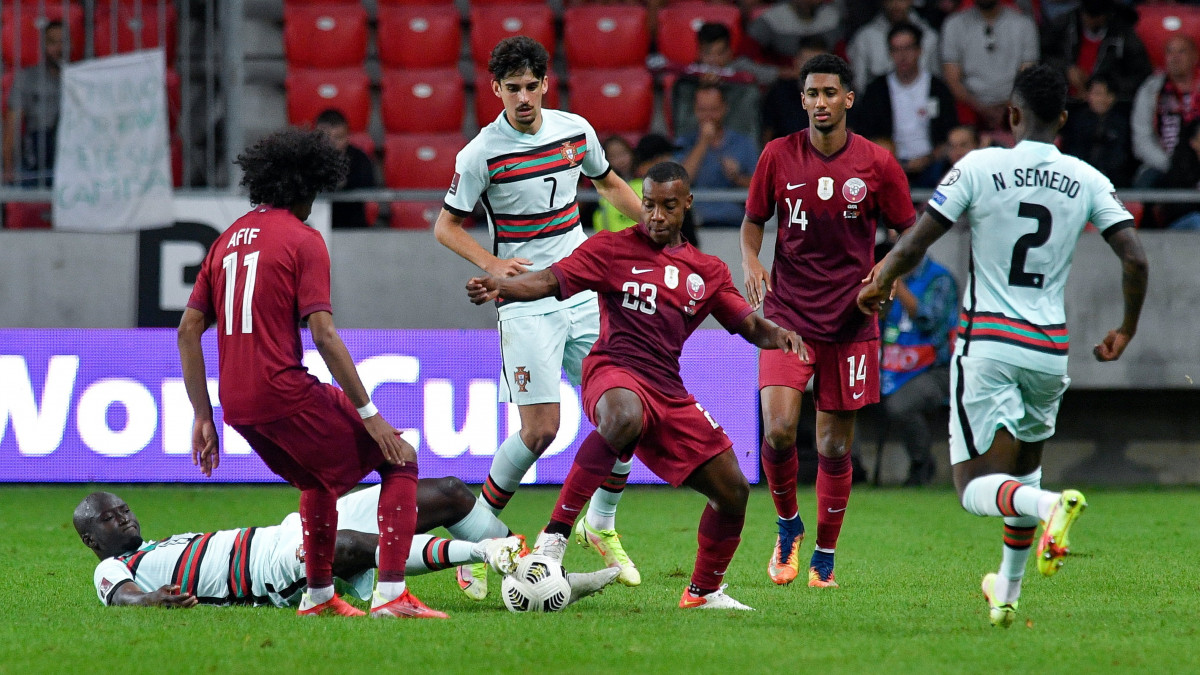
[772,490,789,495]
[852,391,865,400]
[786,182,806,190]
[681,597,705,607]
[714,570,726,576]
[632,267,653,274]
[827,507,847,513]
[562,505,580,512]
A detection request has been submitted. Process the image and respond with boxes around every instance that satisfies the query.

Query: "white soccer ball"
[501,554,572,613]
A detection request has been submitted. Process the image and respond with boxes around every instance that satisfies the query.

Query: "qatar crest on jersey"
[842,177,867,204]
[818,176,835,200]
[686,273,705,300]
[664,265,680,289]
[560,140,582,167]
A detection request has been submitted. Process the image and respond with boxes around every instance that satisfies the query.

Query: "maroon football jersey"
[550,226,754,398]
[186,206,333,425]
[746,130,916,342]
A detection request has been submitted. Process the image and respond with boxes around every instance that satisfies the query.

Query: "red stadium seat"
[377,5,461,69]
[474,68,561,128]
[655,1,741,65]
[381,68,465,134]
[171,134,183,187]
[383,133,466,189]
[469,5,555,67]
[92,2,178,62]
[348,132,376,157]
[285,67,372,132]
[165,68,180,131]
[3,203,52,229]
[563,6,649,69]
[283,0,360,5]
[2,5,85,67]
[567,68,654,135]
[1,72,13,112]
[389,201,443,229]
[1135,4,1200,70]
[376,0,455,5]
[283,4,367,68]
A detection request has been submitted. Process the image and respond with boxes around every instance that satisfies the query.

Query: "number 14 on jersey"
[784,197,808,230]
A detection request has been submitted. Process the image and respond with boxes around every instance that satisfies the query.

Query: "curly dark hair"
[235,128,348,208]
[488,36,549,82]
[1012,64,1067,126]
[799,53,853,92]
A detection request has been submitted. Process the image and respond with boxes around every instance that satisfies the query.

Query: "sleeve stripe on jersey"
[586,165,612,181]
[1101,219,1135,241]
[925,206,955,230]
[105,578,133,605]
[443,202,472,218]
[495,206,582,241]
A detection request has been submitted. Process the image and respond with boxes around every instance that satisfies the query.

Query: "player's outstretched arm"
[858,212,949,314]
[1094,227,1149,362]
[178,308,219,477]
[736,314,808,360]
[466,269,560,305]
[593,170,644,223]
[307,311,415,465]
[740,216,771,309]
[433,208,531,278]
[110,583,198,609]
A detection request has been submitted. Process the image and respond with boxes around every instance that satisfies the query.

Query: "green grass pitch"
[1,484,1198,673]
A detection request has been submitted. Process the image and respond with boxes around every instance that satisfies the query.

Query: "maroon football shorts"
[758,337,880,411]
[582,360,732,487]
[233,383,387,494]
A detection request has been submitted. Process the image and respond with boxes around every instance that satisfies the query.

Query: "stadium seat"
[348,132,376,157]
[377,5,461,69]
[1,72,12,113]
[389,201,443,230]
[282,0,360,6]
[474,68,561,128]
[283,4,367,68]
[1135,4,1200,70]
[469,5,555,67]
[567,68,654,135]
[376,0,456,5]
[171,134,183,187]
[3,203,52,229]
[563,6,649,69]
[92,2,178,63]
[381,68,465,134]
[655,1,742,66]
[285,67,371,132]
[383,133,466,189]
[2,5,85,67]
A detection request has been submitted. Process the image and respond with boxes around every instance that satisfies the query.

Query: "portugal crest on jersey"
[842,177,867,204]
[513,366,532,392]
[560,140,581,167]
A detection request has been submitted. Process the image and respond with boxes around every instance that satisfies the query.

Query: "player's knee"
[764,425,797,452]
[435,476,475,514]
[520,427,558,455]
[716,476,750,514]
[597,411,641,449]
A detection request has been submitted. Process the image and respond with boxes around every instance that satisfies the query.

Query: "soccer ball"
[501,554,571,613]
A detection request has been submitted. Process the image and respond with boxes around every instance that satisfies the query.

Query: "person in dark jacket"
[1061,74,1134,187]
[1040,0,1152,103]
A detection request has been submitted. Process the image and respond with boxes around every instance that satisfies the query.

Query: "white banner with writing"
[53,50,173,232]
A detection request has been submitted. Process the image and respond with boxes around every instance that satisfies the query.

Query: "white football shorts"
[498,300,599,405]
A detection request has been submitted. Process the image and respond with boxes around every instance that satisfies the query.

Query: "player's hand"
[466,275,500,305]
[857,261,895,314]
[1093,329,1132,362]
[191,418,219,477]
[147,584,198,608]
[720,156,742,182]
[778,330,808,361]
[484,257,531,279]
[742,257,771,309]
[363,414,415,465]
[698,121,719,146]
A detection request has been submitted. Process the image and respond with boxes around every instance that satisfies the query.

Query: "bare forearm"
[680,143,707,180]
[740,314,785,349]
[313,326,371,408]
[1118,252,1148,336]
[434,211,496,270]
[594,172,643,223]
[495,269,560,302]
[177,311,213,419]
[739,217,765,262]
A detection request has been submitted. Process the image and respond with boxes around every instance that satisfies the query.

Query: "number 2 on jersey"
[1009,202,1052,288]
[621,281,657,315]
[221,251,260,335]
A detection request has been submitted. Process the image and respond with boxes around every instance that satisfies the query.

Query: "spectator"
[761,36,832,143]
[1158,120,1200,230]
[314,109,377,229]
[748,0,843,61]
[3,20,65,187]
[675,85,758,228]
[1131,35,1200,188]
[922,123,982,184]
[878,252,958,486]
[671,23,770,140]
[852,22,958,187]
[940,0,1039,131]
[1060,74,1133,187]
[1040,0,1151,104]
[591,135,638,233]
[847,0,940,95]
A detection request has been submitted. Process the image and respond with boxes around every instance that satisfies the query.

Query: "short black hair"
[799,53,853,92]
[314,108,348,128]
[1012,64,1067,125]
[694,82,726,103]
[235,128,348,208]
[644,161,691,189]
[887,22,923,47]
[697,22,732,47]
[488,36,549,82]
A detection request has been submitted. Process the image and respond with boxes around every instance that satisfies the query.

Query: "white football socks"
[479,433,539,514]
[447,501,511,542]
[585,459,632,531]
[961,473,1058,519]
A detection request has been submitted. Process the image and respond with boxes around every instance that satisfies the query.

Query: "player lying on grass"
[467,162,806,610]
[76,479,619,609]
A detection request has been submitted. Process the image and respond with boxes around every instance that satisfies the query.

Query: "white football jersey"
[928,140,1133,374]
[93,528,262,605]
[444,109,611,319]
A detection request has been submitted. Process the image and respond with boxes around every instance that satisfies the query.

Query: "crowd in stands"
[3,0,1200,230]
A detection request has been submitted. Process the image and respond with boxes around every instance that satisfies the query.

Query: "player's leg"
[535,387,642,562]
[333,530,520,578]
[678,449,753,610]
[565,301,640,585]
[885,368,946,485]
[810,409,855,587]
[758,345,815,585]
